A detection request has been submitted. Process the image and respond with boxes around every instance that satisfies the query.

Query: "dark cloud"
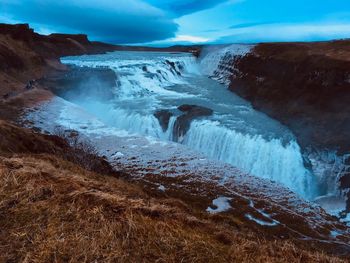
[146,0,228,17]
[2,0,178,44]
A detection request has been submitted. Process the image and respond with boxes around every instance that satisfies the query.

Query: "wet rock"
[154,110,173,132]
[173,105,213,142]
[340,170,350,212]
[178,104,213,115]
[165,60,181,76]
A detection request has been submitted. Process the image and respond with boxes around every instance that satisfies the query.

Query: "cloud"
[141,34,210,47]
[172,35,210,42]
[216,23,350,43]
[1,0,178,44]
[229,21,277,29]
[145,0,228,17]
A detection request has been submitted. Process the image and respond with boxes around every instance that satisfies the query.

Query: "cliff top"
[255,40,350,62]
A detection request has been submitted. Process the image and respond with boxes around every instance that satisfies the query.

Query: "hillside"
[0,120,348,262]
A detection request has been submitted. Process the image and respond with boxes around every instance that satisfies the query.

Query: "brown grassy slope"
[0,120,117,176]
[0,123,348,262]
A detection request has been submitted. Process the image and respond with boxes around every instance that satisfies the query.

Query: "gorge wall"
[209,41,350,211]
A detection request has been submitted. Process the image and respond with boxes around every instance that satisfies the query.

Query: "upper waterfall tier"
[199,44,254,85]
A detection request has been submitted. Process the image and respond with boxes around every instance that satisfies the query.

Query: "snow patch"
[112,152,124,157]
[206,197,232,214]
[245,214,279,227]
[158,185,166,192]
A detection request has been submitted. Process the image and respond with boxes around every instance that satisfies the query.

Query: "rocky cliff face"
[230,41,350,153]
[225,41,350,211]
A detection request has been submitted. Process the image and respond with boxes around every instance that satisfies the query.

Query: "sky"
[1,0,350,45]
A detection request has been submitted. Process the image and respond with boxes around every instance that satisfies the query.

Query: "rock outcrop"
[0,24,116,101]
[154,110,173,132]
[229,41,350,153]
[173,104,213,141]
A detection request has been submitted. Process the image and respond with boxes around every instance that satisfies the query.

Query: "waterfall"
[199,44,253,85]
[62,52,199,100]
[59,50,344,206]
[197,45,348,215]
[183,120,318,199]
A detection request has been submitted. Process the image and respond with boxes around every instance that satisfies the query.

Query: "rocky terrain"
[1,24,350,262]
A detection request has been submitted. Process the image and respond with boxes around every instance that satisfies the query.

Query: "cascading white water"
[183,120,317,199]
[59,50,332,203]
[199,44,253,85]
[62,51,199,100]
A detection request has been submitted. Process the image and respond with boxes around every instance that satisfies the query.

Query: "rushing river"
[57,49,329,201]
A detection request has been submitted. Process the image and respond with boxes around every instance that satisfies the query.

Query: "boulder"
[154,110,173,132]
[165,60,181,76]
[173,105,213,142]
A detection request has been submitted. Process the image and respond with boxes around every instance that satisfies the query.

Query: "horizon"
[1,1,350,46]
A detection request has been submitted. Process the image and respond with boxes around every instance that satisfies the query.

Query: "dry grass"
[0,121,118,176]
[0,120,347,262]
[0,154,347,263]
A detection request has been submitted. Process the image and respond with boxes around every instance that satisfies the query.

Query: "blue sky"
[1,0,350,45]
